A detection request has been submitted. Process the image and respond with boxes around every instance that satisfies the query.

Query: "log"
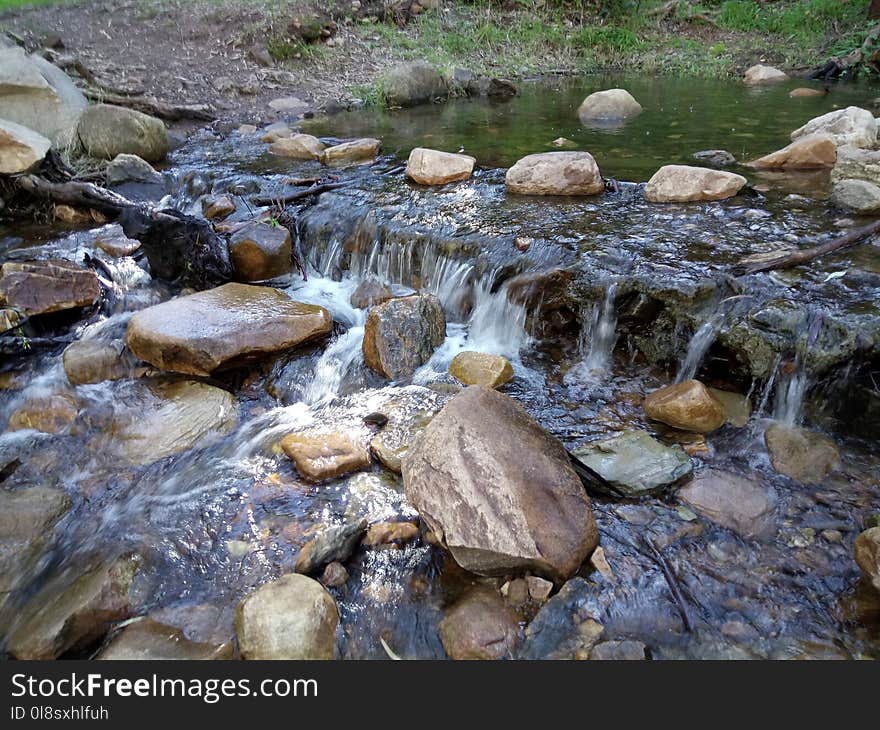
[82,90,215,121]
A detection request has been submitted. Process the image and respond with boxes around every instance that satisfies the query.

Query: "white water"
[565,282,618,386]
[773,358,809,426]
[676,314,722,383]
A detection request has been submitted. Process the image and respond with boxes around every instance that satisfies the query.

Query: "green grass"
[0,0,67,10]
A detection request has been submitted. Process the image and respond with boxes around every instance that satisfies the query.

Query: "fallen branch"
[645,535,694,633]
[82,89,215,122]
[734,219,880,275]
[251,181,350,207]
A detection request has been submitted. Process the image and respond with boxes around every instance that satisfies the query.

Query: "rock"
[77,104,169,162]
[0,308,23,333]
[506,151,603,196]
[449,351,513,388]
[439,587,519,660]
[8,393,78,434]
[98,618,234,660]
[6,554,140,660]
[63,338,131,385]
[54,203,106,225]
[402,386,598,581]
[0,259,100,316]
[502,578,530,607]
[790,87,827,98]
[270,134,325,160]
[520,577,601,659]
[281,429,372,482]
[110,381,237,466]
[260,122,293,143]
[743,64,787,85]
[0,118,51,173]
[320,561,349,587]
[94,225,141,257]
[294,520,367,574]
[589,640,647,660]
[831,179,880,214]
[747,133,837,169]
[526,576,553,603]
[235,574,338,660]
[487,78,517,98]
[364,521,420,547]
[854,527,880,593]
[831,144,880,185]
[368,386,446,472]
[764,423,840,483]
[572,430,693,497]
[350,277,394,309]
[551,137,575,148]
[405,147,475,185]
[268,96,309,115]
[577,88,642,121]
[693,149,736,167]
[201,194,236,220]
[707,387,751,427]
[319,138,381,166]
[677,469,777,539]
[790,106,877,149]
[228,221,293,281]
[0,47,88,147]
[380,62,448,107]
[644,380,726,433]
[363,294,445,379]
[126,283,331,375]
[644,165,747,203]
[589,546,615,582]
[105,153,163,186]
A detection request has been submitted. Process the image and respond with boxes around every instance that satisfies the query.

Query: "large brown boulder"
[644,165,747,203]
[747,134,837,170]
[320,138,380,166]
[402,386,598,581]
[281,429,372,482]
[644,380,726,433]
[363,294,446,379]
[449,351,514,388]
[270,134,325,160]
[77,104,169,162]
[126,283,331,376]
[854,527,880,593]
[0,118,51,174]
[0,260,100,316]
[791,106,876,149]
[505,151,603,196]
[228,221,293,281]
[405,147,475,185]
[379,61,448,107]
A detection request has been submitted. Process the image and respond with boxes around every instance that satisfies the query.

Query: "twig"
[644,535,694,632]
[250,181,350,206]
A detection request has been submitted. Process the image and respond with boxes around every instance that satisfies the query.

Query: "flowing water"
[1,75,879,659]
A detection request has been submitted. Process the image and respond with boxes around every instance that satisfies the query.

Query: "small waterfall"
[676,314,723,383]
[465,277,529,357]
[566,283,619,385]
[773,358,809,426]
[302,325,365,407]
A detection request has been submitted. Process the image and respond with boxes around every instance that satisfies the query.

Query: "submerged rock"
[368,386,446,473]
[506,151,603,196]
[693,149,736,167]
[790,87,827,98]
[105,153,163,186]
[380,61,448,107]
[0,118,50,174]
[677,469,777,540]
[790,106,877,149]
[707,388,751,428]
[228,221,293,281]
[8,393,78,434]
[294,520,367,574]
[590,640,647,660]
[363,294,445,379]
[281,428,372,482]
[63,338,133,385]
[644,165,747,203]
[402,386,598,581]
[747,133,837,169]
[439,586,519,660]
[577,88,642,121]
[449,351,513,388]
[405,147,475,185]
[350,277,394,309]
[831,178,880,214]
[94,224,141,257]
[126,283,331,376]
[644,380,726,433]
[270,133,325,160]
[0,259,100,316]
[98,618,234,660]
[854,527,880,593]
[77,104,169,162]
[764,423,840,483]
[319,138,380,166]
[743,64,787,85]
[201,194,236,221]
[572,430,693,497]
[235,574,338,660]
[364,521,420,547]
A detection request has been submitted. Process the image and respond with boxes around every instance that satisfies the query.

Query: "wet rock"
[201,194,236,220]
[677,469,777,540]
[281,428,372,482]
[790,87,827,98]
[854,527,880,593]
[0,118,50,173]
[764,423,840,483]
[235,574,338,660]
[7,554,141,660]
[520,577,601,659]
[747,133,837,169]
[320,561,349,588]
[589,640,647,660]
[363,294,445,379]
[707,387,751,427]
[105,153,163,186]
[77,104,169,162]
[94,224,141,257]
[0,46,88,146]
[502,578,530,607]
[368,386,446,472]
[270,133,325,160]
[98,618,234,660]
[405,147,475,185]
[320,137,381,166]
[294,520,367,574]
[228,221,293,281]
[380,61,448,107]
[402,386,598,581]
[110,380,237,466]
[527,576,553,603]
[54,203,107,225]
[693,149,736,167]
[63,338,132,385]
[743,64,787,85]
[831,144,880,185]
[577,88,642,121]
[589,546,615,582]
[439,587,519,660]
[449,351,513,389]
[506,151,603,196]
[8,393,78,434]
[0,308,23,333]
[790,106,877,149]
[0,259,100,316]
[487,78,517,98]
[126,283,331,376]
[260,122,293,143]
[350,277,394,309]
[644,380,726,433]
[831,179,880,214]
[364,521,420,547]
[644,165,747,203]
[572,430,693,497]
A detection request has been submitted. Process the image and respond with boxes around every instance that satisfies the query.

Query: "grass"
[0,0,68,10]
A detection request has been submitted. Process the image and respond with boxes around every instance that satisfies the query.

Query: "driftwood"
[735,220,880,275]
[250,181,350,206]
[645,535,694,633]
[82,90,214,122]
